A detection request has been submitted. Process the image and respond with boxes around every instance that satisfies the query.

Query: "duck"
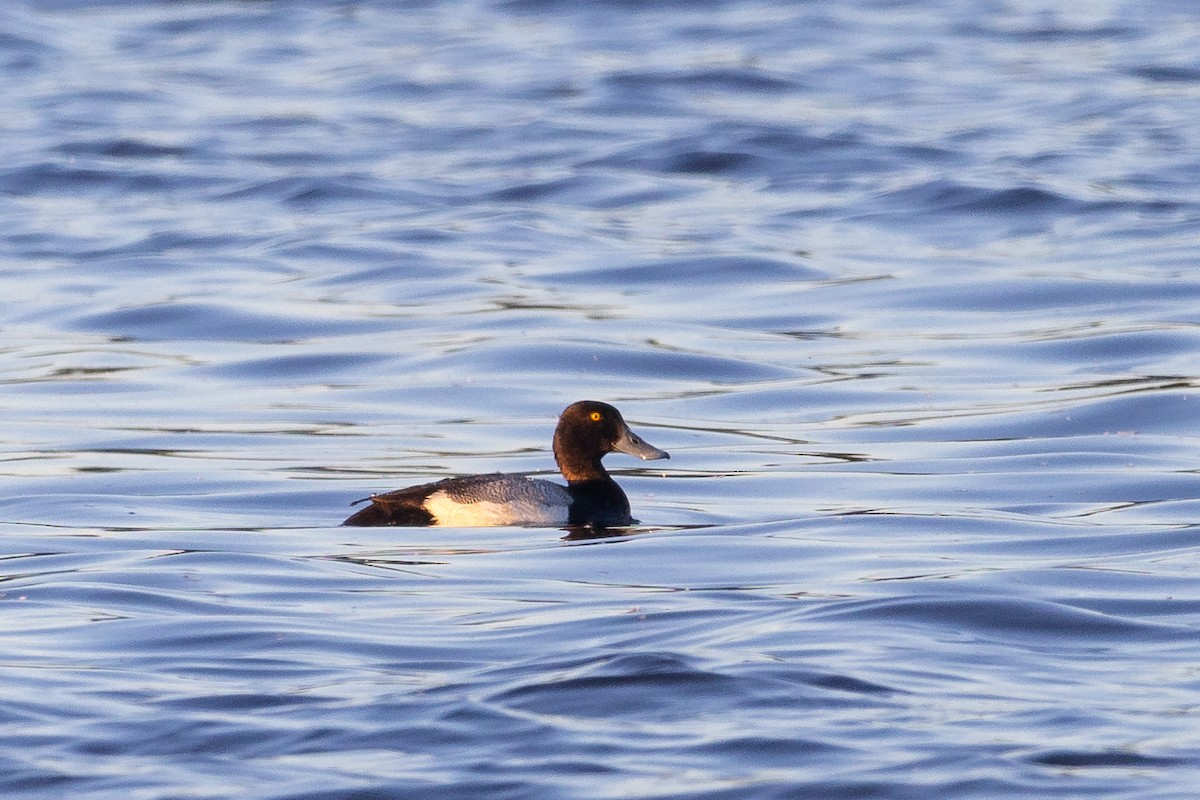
[342,400,669,527]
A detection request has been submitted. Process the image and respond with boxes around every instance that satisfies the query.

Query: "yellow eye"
[589,411,602,422]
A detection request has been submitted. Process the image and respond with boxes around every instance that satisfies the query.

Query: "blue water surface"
[3,1,1200,797]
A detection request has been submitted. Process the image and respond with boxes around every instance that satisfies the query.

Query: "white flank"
[423,479,572,526]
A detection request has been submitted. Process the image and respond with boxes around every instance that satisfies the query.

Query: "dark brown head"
[552,401,669,484]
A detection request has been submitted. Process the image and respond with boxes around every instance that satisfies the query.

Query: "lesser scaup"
[342,400,669,527]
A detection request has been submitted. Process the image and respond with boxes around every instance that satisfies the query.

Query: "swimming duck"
[342,400,669,527]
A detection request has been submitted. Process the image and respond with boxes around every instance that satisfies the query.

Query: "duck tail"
[342,500,394,526]
[341,494,437,526]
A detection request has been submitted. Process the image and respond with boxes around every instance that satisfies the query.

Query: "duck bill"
[613,424,670,461]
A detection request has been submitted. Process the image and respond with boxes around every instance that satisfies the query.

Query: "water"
[3,0,1200,797]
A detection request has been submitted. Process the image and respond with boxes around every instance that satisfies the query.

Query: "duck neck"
[554,443,610,485]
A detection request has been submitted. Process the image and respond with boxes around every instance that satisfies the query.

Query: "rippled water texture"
[3,1,1200,797]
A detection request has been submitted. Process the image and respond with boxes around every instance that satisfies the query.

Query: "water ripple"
[3,1,1200,798]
